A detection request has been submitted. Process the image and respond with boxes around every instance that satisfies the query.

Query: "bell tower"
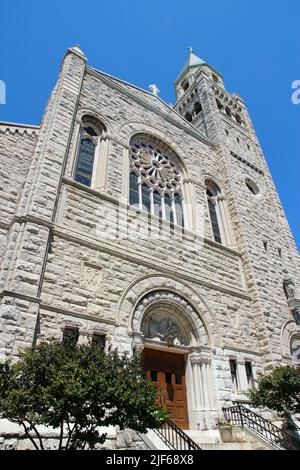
[174,47,225,137]
[174,47,300,369]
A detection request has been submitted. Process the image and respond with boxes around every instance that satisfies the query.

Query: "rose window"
[129,138,184,226]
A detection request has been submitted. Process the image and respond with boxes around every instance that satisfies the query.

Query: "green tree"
[249,365,300,421]
[0,336,168,450]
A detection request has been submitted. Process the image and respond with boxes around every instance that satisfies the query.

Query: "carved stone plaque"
[81,263,103,291]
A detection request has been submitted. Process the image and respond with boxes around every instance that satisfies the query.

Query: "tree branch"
[19,421,40,451]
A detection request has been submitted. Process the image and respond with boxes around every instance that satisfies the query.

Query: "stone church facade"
[0,46,300,432]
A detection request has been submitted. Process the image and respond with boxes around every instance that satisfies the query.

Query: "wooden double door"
[143,348,189,430]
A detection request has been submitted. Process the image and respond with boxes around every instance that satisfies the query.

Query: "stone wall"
[0,420,147,450]
[0,46,300,435]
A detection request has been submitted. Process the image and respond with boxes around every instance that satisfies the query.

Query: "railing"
[223,404,300,451]
[153,419,201,450]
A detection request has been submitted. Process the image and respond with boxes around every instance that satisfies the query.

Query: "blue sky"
[1,0,299,250]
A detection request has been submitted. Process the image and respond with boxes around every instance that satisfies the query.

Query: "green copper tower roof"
[175,47,222,83]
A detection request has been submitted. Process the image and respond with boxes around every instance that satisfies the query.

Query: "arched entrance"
[131,290,214,430]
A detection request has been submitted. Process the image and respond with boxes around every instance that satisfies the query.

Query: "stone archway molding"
[116,273,219,347]
[281,320,299,358]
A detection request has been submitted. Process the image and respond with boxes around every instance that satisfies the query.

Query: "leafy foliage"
[249,365,300,418]
[0,336,168,450]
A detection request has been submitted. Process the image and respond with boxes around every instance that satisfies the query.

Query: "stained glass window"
[175,194,184,227]
[74,120,103,187]
[153,190,161,218]
[129,136,184,227]
[142,183,151,213]
[129,172,139,207]
[74,138,96,187]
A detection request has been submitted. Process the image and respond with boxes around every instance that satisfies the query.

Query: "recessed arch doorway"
[132,290,215,430]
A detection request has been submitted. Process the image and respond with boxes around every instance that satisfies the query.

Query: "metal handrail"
[154,419,201,450]
[223,404,300,451]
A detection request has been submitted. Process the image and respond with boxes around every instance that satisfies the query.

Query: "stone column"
[95,134,110,192]
[190,355,213,409]
[65,119,81,177]
[237,361,248,392]
[121,147,130,203]
[202,361,214,408]
[191,361,204,408]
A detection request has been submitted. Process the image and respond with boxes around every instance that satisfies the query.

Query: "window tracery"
[129,137,184,226]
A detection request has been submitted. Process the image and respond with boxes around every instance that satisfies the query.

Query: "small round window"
[245,178,260,196]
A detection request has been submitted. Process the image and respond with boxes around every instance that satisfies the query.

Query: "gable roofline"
[86,65,215,149]
[0,121,40,129]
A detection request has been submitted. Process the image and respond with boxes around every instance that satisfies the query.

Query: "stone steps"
[184,428,270,451]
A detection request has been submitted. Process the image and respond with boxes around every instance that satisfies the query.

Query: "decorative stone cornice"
[54,223,250,301]
[39,303,116,325]
[189,353,212,364]
[0,290,41,304]
[0,121,40,137]
[230,151,265,176]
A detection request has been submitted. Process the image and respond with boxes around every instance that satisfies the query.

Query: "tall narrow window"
[205,179,235,247]
[206,186,222,244]
[229,359,238,392]
[164,193,173,223]
[225,106,232,117]
[181,80,190,92]
[129,136,184,227]
[216,99,224,112]
[75,135,96,187]
[153,190,161,218]
[142,183,151,212]
[194,102,202,115]
[235,114,244,126]
[74,117,104,187]
[175,194,184,227]
[290,335,300,363]
[129,172,139,207]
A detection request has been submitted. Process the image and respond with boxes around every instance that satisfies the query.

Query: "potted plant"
[217,418,233,443]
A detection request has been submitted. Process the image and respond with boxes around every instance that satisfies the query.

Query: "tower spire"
[175,47,207,83]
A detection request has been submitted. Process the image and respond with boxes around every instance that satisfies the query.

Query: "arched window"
[245,178,260,196]
[74,116,104,187]
[290,335,300,363]
[205,180,223,244]
[194,102,202,116]
[216,99,224,112]
[235,114,244,126]
[185,112,193,122]
[181,80,190,92]
[129,136,184,227]
[225,106,232,117]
